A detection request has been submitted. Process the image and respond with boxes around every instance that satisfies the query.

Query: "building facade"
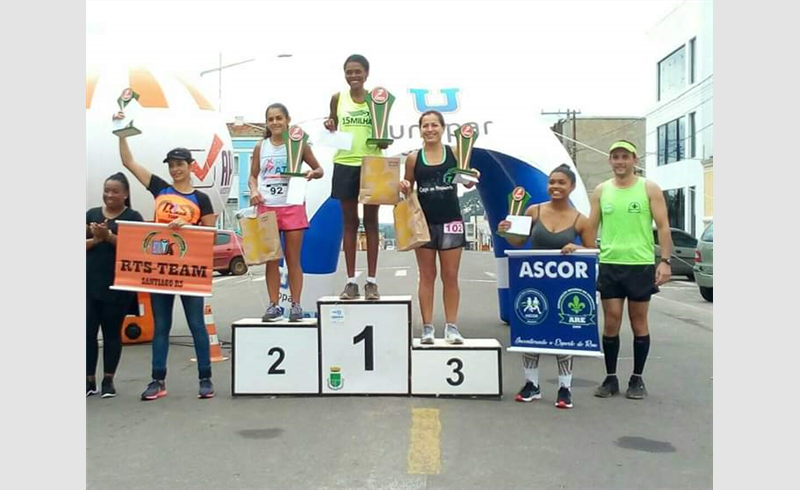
[645,1,713,236]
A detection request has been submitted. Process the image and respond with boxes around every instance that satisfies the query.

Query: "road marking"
[395,270,408,277]
[212,276,237,284]
[652,294,712,314]
[408,408,441,475]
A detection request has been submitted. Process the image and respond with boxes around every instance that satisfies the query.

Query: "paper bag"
[358,156,400,205]
[238,208,283,265]
[393,193,431,251]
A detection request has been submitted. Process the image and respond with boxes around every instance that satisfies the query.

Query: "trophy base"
[112,126,142,138]
[366,138,394,147]
[280,171,307,178]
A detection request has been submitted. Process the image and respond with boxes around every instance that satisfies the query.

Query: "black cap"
[163,147,194,163]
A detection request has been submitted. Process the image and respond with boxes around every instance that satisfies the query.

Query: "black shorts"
[331,163,361,201]
[422,221,466,250]
[597,264,659,302]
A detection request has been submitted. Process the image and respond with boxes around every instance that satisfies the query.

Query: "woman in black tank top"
[498,164,595,409]
[399,111,478,345]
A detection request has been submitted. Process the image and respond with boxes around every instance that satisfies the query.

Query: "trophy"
[112,88,142,138]
[281,126,309,177]
[281,125,309,205]
[499,186,533,238]
[365,87,395,147]
[453,123,479,184]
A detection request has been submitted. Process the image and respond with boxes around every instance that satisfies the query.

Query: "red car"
[213,230,248,275]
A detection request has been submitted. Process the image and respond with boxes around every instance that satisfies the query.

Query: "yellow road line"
[407,408,441,475]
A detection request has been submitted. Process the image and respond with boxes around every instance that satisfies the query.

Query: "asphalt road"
[87,250,712,490]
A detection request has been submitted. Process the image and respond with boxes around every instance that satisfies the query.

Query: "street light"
[200,53,293,112]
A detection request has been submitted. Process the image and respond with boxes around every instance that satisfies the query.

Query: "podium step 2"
[412,338,502,349]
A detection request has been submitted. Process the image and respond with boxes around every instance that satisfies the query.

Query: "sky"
[87,0,686,125]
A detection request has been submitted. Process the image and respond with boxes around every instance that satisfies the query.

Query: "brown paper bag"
[393,192,431,251]
[358,156,401,205]
[239,210,283,265]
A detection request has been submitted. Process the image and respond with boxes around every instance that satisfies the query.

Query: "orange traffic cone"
[191,304,229,362]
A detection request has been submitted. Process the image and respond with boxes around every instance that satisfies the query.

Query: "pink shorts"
[257,204,309,231]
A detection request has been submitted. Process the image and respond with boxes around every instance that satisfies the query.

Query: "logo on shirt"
[628,202,642,214]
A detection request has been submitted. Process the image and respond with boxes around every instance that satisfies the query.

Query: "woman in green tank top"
[324,54,390,301]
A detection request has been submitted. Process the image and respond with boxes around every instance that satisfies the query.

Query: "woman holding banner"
[399,111,476,345]
[324,54,387,300]
[116,131,217,401]
[86,173,143,398]
[249,103,324,322]
[498,164,595,409]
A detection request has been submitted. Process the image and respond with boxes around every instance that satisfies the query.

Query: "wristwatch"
[660,257,671,265]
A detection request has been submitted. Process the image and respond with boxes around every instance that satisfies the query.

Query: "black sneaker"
[626,376,648,399]
[555,387,573,409]
[141,380,167,401]
[594,375,620,398]
[100,378,117,398]
[86,380,98,397]
[199,378,215,399]
[515,381,542,402]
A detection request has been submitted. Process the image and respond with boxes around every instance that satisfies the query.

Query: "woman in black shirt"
[86,172,143,398]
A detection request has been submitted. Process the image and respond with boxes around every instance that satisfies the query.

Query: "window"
[688,112,696,158]
[657,117,686,166]
[701,222,713,242]
[663,188,685,230]
[689,37,696,84]
[234,154,240,176]
[658,45,686,101]
[671,230,697,248]
[215,233,231,246]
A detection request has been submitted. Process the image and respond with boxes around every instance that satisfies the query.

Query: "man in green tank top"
[587,140,673,400]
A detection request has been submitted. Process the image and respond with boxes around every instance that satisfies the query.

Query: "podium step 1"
[411,338,502,397]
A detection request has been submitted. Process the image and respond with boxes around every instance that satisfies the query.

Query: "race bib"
[443,220,464,234]
[262,182,289,205]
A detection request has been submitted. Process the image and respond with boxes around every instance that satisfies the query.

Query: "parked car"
[693,220,713,302]
[213,230,248,275]
[654,228,698,280]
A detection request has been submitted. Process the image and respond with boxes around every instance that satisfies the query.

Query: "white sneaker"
[421,325,435,344]
[444,324,464,344]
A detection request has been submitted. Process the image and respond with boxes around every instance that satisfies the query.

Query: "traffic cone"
[191,304,229,362]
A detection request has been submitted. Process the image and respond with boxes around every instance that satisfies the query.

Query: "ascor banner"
[506,250,602,357]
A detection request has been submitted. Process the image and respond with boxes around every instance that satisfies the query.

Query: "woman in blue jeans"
[116,126,217,400]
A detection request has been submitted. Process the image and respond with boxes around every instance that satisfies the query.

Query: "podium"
[231,295,503,398]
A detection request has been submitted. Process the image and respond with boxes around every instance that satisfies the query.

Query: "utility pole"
[542,109,581,165]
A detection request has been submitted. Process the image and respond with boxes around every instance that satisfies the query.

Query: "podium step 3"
[412,338,502,349]
[317,295,412,304]
[233,318,318,327]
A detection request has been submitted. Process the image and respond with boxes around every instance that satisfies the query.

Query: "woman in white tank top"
[248,103,324,322]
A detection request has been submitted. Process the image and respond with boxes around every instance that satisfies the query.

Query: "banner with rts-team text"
[111,221,215,297]
[506,250,602,357]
